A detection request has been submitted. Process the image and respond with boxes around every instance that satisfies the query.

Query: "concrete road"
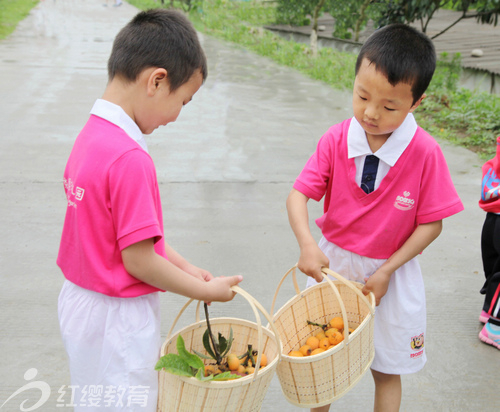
[0,0,497,411]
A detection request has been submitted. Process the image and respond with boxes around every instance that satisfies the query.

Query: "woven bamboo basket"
[270,265,376,408]
[157,286,282,412]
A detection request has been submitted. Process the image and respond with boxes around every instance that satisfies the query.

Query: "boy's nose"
[365,106,379,121]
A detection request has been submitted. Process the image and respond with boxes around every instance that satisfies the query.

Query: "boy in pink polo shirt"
[57,9,242,411]
[287,24,463,411]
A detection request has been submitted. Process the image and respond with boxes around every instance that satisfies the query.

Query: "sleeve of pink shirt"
[294,129,335,201]
[108,150,164,251]
[416,144,464,224]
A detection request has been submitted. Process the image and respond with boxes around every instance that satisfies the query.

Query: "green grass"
[0,0,39,40]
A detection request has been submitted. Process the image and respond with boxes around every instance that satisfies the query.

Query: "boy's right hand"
[298,243,329,283]
[206,275,243,302]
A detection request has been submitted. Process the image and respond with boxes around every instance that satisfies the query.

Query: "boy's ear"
[147,68,169,96]
[409,93,426,113]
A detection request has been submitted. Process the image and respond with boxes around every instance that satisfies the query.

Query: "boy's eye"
[384,107,396,112]
[358,95,367,101]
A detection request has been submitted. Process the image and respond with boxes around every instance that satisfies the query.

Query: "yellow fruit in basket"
[306,336,320,350]
[311,348,325,356]
[259,353,268,367]
[288,350,304,357]
[319,338,329,351]
[315,331,326,341]
[328,330,344,346]
[299,344,312,356]
[227,353,241,371]
[204,365,216,376]
[244,365,256,375]
[343,327,356,337]
[324,327,339,337]
[330,317,344,331]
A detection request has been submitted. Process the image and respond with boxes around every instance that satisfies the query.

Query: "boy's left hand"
[362,269,391,306]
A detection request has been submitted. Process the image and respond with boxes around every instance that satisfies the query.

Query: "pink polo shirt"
[57,100,166,297]
[294,117,464,259]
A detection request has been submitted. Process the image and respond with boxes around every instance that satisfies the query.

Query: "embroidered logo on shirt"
[394,191,415,211]
[481,168,500,201]
[64,177,85,208]
[410,333,424,358]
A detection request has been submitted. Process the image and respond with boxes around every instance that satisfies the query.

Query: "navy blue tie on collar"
[361,155,379,194]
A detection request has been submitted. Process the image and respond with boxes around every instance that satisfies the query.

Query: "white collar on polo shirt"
[90,99,148,153]
[347,113,417,166]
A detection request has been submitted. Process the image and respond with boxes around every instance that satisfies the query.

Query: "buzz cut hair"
[107,9,207,92]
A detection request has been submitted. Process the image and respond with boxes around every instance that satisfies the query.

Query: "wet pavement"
[0,0,498,411]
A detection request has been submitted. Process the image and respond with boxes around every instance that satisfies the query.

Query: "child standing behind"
[286,24,463,411]
[57,10,242,411]
[478,135,500,349]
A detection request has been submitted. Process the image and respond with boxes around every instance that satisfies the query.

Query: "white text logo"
[394,191,415,211]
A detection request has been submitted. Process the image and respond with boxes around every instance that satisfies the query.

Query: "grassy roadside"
[0,0,39,40]
[128,0,500,159]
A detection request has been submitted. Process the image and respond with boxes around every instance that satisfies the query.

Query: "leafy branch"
[155,335,240,382]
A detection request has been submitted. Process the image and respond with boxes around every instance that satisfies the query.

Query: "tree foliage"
[275,0,500,40]
[377,0,500,38]
[274,0,317,26]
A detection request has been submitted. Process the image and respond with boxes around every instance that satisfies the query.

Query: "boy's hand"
[206,275,243,302]
[362,269,391,306]
[298,243,329,283]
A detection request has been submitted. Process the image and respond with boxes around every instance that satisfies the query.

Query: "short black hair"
[107,9,207,92]
[355,24,436,104]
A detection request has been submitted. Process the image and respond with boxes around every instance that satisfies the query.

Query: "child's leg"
[480,213,500,294]
[372,370,401,412]
[311,405,330,412]
[479,273,500,349]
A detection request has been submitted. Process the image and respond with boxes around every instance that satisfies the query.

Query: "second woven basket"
[271,265,375,408]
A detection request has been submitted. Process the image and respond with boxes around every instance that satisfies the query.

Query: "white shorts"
[58,280,161,411]
[306,237,427,375]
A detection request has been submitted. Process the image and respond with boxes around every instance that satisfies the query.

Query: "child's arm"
[362,220,443,305]
[286,188,329,282]
[164,242,213,282]
[122,238,242,302]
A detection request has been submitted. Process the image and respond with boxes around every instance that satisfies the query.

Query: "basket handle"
[270,264,351,344]
[165,286,282,382]
[270,265,375,344]
[269,265,301,317]
[321,267,375,316]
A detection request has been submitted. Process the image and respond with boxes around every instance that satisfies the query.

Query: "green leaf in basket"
[203,328,217,360]
[209,371,241,381]
[218,332,227,355]
[220,327,234,358]
[195,368,240,382]
[154,353,193,377]
[176,335,204,370]
[195,367,211,381]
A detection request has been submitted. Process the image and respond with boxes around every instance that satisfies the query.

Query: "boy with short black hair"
[287,24,463,411]
[57,9,242,411]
